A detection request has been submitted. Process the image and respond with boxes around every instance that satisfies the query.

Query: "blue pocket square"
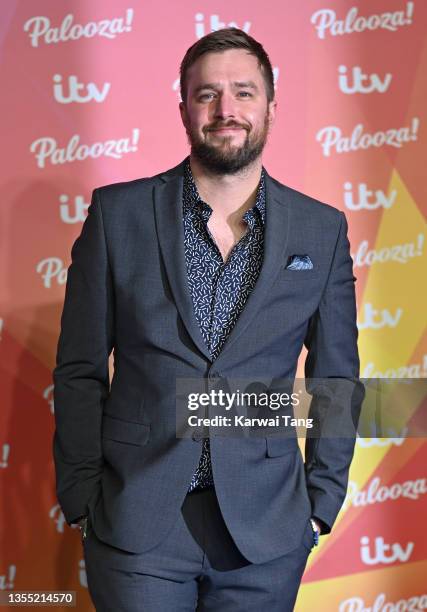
[285,255,313,270]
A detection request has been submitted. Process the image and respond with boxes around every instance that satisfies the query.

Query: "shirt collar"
[183,156,266,226]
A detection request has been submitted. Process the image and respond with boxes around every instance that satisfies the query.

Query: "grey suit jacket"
[52,157,363,564]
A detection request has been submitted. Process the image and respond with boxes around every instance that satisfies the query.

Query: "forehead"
[186,49,264,87]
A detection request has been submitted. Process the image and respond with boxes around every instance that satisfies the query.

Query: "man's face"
[179,49,276,175]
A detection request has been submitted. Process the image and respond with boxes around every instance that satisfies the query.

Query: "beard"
[186,113,270,175]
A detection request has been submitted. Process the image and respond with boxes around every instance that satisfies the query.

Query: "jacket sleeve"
[52,188,114,525]
[303,211,365,533]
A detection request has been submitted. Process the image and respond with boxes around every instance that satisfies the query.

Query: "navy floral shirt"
[183,157,266,491]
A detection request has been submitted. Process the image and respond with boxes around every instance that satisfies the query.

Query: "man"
[53,28,362,611]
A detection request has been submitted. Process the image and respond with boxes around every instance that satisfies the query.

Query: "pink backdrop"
[1,1,426,609]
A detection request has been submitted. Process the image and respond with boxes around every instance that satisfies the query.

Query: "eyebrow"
[193,81,259,95]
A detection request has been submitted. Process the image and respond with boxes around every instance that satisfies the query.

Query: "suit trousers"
[82,486,313,611]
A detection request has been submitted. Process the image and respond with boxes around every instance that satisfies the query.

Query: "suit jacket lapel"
[213,171,290,368]
[153,162,213,362]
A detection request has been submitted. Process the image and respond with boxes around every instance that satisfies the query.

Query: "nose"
[213,91,236,120]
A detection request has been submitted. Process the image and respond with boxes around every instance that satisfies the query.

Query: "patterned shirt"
[182,156,266,491]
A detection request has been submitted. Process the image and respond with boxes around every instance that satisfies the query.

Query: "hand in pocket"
[78,516,89,542]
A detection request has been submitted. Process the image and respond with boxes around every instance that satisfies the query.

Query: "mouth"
[208,127,246,135]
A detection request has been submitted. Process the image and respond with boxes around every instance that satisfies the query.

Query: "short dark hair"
[179,28,275,105]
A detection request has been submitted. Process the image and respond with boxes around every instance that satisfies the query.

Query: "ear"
[267,100,277,133]
[179,101,188,129]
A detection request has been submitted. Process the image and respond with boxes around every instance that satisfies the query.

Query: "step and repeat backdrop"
[0,1,426,610]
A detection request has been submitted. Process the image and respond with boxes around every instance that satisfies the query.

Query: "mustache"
[205,122,249,132]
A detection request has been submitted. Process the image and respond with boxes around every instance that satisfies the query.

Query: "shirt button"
[192,430,204,442]
[209,372,220,379]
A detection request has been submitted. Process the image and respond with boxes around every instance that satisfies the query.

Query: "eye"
[198,93,215,101]
[238,91,252,97]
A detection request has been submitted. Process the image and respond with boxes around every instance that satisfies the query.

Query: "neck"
[188,154,263,219]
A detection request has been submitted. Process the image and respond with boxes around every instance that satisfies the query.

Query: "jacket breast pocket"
[280,268,319,281]
[101,414,150,447]
[265,436,299,458]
